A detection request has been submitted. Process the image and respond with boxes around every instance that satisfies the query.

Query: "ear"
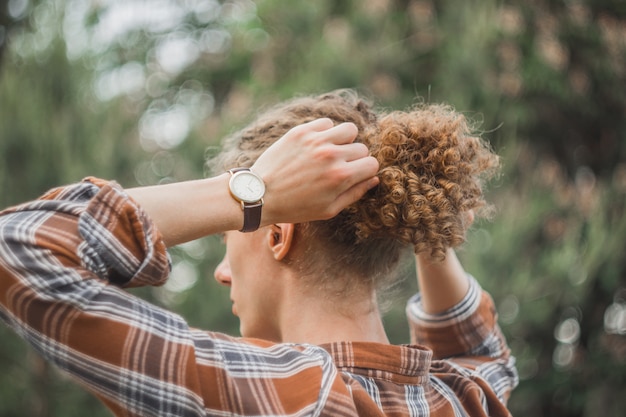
[267,223,295,261]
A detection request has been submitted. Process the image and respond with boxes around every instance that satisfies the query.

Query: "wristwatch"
[228,168,266,232]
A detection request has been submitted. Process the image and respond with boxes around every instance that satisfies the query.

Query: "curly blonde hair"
[208,90,499,292]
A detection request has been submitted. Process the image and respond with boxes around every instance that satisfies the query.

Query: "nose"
[214,256,232,287]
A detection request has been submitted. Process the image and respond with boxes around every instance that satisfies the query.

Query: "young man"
[0,92,518,416]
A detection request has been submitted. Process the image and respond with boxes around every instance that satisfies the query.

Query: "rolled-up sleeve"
[407,275,519,405]
[0,179,207,416]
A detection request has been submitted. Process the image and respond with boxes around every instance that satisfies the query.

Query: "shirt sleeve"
[0,179,352,417]
[406,275,519,405]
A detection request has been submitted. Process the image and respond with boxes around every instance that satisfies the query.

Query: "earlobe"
[268,223,295,261]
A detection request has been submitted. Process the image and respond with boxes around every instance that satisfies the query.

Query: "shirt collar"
[319,341,432,385]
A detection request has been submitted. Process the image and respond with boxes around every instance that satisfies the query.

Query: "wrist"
[415,248,470,314]
[227,168,265,232]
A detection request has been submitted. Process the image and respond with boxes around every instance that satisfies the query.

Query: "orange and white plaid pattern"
[0,179,518,416]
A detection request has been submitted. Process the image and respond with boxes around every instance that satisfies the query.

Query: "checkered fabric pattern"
[0,179,518,416]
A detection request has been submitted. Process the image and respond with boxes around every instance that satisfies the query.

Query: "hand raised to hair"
[251,118,380,225]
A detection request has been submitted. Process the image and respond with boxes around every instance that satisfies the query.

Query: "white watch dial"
[230,171,265,203]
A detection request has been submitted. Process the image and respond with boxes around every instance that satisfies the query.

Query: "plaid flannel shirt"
[0,179,518,416]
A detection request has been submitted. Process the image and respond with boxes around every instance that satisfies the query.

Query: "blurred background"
[1,0,625,416]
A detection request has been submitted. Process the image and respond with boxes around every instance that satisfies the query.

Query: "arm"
[407,249,519,405]
[0,182,349,416]
[127,118,379,246]
[0,119,379,415]
[415,248,469,314]
[0,181,183,415]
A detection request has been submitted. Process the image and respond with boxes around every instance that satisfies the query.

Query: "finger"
[328,176,380,217]
[337,142,370,162]
[344,155,380,184]
[298,118,334,132]
[320,122,358,145]
[464,210,475,227]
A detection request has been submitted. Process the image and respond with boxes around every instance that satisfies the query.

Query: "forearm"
[415,248,469,314]
[409,249,518,401]
[128,119,381,248]
[127,174,242,247]
[408,274,518,405]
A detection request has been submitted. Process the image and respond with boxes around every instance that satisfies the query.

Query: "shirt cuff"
[406,274,481,327]
[78,178,170,288]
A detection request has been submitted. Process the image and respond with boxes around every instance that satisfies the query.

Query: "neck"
[277,285,390,345]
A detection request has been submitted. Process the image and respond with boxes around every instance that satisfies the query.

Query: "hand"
[251,118,380,225]
[127,119,379,246]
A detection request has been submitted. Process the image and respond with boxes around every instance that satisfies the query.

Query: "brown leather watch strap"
[228,167,264,232]
[240,201,263,232]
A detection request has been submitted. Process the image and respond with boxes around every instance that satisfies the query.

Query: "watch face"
[229,171,265,203]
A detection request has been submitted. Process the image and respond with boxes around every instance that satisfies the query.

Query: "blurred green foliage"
[1,0,625,416]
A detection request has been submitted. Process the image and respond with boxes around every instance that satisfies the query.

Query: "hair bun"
[353,104,500,260]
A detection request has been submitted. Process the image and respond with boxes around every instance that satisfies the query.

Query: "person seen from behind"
[0,89,518,416]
